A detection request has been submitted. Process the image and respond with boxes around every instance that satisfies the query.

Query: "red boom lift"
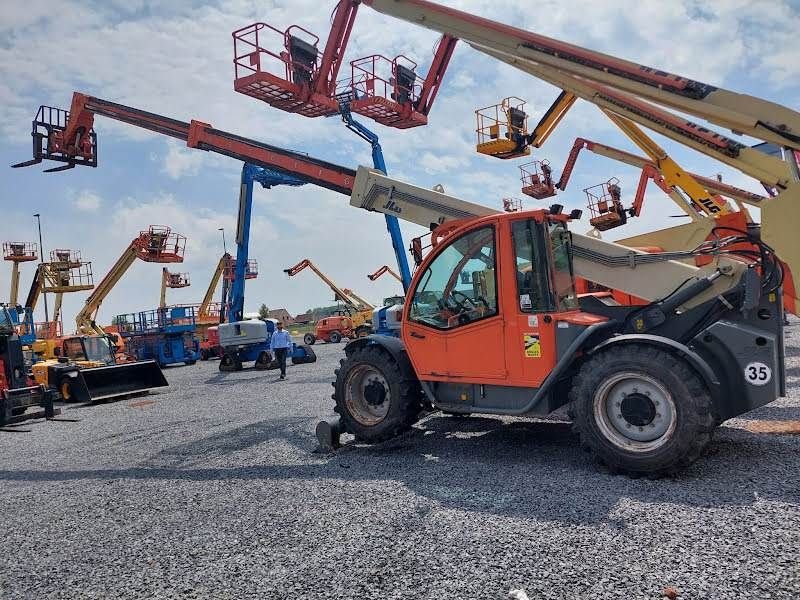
[232,0,456,128]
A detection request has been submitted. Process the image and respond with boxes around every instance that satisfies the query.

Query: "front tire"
[219,352,243,372]
[333,346,422,443]
[303,333,316,346]
[570,344,715,476]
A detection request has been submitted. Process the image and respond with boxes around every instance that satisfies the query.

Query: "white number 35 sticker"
[744,362,772,386]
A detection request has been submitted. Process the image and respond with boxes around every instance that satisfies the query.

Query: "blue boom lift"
[217,164,317,372]
[335,98,410,337]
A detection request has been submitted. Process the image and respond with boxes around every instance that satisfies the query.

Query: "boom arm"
[284,259,374,310]
[558,138,767,208]
[368,265,402,282]
[198,253,229,319]
[76,245,140,335]
[13,93,357,193]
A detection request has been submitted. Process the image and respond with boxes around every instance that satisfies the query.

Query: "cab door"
[403,223,506,381]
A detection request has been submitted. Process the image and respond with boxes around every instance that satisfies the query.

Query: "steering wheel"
[449,290,477,312]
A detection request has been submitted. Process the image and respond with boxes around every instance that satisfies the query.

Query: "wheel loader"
[30,335,168,402]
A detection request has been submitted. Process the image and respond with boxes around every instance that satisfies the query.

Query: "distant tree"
[258,303,270,319]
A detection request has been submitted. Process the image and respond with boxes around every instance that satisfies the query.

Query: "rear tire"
[329,331,342,344]
[569,344,714,476]
[355,325,371,338]
[200,349,209,361]
[303,333,316,346]
[333,346,422,443]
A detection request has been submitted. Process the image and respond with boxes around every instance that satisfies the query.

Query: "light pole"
[218,227,227,254]
[33,213,49,322]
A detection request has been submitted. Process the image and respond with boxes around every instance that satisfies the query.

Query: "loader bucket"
[79,360,168,401]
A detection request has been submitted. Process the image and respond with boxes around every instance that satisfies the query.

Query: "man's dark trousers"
[275,348,288,377]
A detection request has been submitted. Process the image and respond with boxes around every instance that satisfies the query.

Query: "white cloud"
[73,191,102,211]
[161,140,206,179]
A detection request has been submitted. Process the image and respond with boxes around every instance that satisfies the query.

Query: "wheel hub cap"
[345,364,391,426]
[594,372,677,452]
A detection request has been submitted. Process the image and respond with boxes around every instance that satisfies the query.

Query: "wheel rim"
[60,381,71,400]
[344,363,391,426]
[593,371,676,453]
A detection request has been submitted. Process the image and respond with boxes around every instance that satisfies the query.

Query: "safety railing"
[33,320,62,340]
[41,261,94,292]
[233,22,320,85]
[3,241,38,262]
[520,160,556,200]
[133,225,186,263]
[224,258,258,281]
[49,249,83,268]
[115,306,197,336]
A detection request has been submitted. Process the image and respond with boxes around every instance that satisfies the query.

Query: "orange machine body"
[401,210,606,390]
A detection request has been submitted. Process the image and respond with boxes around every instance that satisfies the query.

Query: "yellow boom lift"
[159,267,191,309]
[3,242,38,306]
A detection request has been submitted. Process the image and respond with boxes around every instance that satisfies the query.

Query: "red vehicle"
[199,326,222,360]
[305,313,357,345]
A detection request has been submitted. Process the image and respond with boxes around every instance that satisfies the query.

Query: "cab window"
[409,226,498,330]
[511,219,552,313]
[548,222,579,311]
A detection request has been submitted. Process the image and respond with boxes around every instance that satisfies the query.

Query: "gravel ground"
[1,327,799,600]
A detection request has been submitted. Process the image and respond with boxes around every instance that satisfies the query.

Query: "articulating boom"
[76,226,185,335]
[284,259,374,311]
[367,265,402,283]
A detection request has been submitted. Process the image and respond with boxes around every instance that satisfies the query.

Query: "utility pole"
[33,213,49,322]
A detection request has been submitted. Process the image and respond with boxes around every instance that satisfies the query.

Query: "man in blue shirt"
[269,321,293,380]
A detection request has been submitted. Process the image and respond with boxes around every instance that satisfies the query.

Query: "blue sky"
[2,0,799,325]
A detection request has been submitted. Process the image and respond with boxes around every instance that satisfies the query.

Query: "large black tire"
[329,331,342,344]
[291,345,317,365]
[219,352,243,372]
[254,351,273,370]
[303,333,316,346]
[569,344,715,476]
[332,345,422,443]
